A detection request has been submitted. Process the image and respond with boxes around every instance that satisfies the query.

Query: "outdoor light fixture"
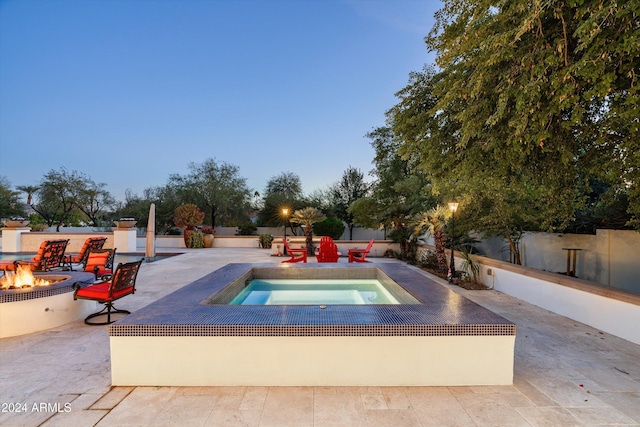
[448,201,459,282]
[282,208,289,255]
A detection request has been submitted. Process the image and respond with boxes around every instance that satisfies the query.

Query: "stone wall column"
[113,228,137,253]
[1,227,30,252]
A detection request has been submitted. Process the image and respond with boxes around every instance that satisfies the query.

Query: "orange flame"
[0,265,51,290]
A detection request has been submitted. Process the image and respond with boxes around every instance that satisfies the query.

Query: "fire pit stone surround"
[0,271,95,338]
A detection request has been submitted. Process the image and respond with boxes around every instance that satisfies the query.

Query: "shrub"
[165,227,181,235]
[174,204,205,228]
[312,218,345,240]
[417,249,440,270]
[201,226,215,234]
[460,248,480,284]
[259,234,273,249]
[236,224,258,235]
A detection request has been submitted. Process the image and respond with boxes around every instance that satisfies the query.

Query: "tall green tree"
[0,176,25,219]
[350,127,436,249]
[390,0,639,262]
[264,171,303,198]
[258,172,305,229]
[75,181,115,226]
[331,166,369,240]
[170,158,252,227]
[32,168,103,231]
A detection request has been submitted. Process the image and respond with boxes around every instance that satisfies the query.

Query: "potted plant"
[173,204,205,247]
[259,233,274,249]
[201,226,215,248]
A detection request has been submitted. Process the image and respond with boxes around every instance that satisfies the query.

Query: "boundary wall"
[1,230,397,259]
[474,229,639,293]
[417,245,640,345]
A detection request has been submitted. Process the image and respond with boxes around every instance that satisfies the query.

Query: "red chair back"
[76,237,107,265]
[317,236,339,262]
[108,259,143,299]
[25,239,69,271]
[85,248,116,280]
[364,239,375,252]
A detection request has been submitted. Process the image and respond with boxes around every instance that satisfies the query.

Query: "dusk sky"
[0,0,441,202]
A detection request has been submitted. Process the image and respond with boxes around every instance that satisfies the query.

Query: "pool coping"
[110,263,516,337]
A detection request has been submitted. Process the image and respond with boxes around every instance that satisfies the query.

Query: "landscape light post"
[448,201,459,283]
[282,208,289,255]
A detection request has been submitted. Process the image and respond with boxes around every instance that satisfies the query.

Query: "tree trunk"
[400,238,407,258]
[305,226,314,255]
[506,234,522,265]
[434,231,448,273]
[210,205,217,228]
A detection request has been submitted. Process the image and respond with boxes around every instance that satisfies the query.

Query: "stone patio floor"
[0,248,638,427]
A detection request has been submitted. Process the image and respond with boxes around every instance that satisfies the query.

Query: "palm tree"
[289,207,327,255]
[413,205,451,273]
[16,185,39,206]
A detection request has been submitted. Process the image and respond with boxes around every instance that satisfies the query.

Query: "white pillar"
[113,228,137,253]
[1,227,30,252]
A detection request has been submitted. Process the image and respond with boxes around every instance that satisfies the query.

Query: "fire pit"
[1,265,66,290]
[0,269,95,338]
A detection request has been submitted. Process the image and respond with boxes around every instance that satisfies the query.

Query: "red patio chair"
[348,239,374,263]
[84,248,116,281]
[281,238,307,263]
[63,237,107,270]
[74,258,143,325]
[0,239,69,272]
[315,236,341,263]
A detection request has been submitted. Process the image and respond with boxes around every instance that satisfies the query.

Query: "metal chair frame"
[9,239,70,271]
[74,258,143,325]
[63,237,108,270]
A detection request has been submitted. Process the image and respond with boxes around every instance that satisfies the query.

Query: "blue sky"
[0,0,440,202]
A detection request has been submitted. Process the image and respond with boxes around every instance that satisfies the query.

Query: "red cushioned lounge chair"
[348,239,374,263]
[74,258,143,325]
[281,238,307,263]
[63,237,107,270]
[0,239,69,272]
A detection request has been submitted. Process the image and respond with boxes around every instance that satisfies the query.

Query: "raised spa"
[110,263,516,387]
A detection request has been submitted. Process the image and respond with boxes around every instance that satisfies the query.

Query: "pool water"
[229,279,401,305]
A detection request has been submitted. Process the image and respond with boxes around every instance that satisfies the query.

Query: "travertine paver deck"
[0,248,638,426]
